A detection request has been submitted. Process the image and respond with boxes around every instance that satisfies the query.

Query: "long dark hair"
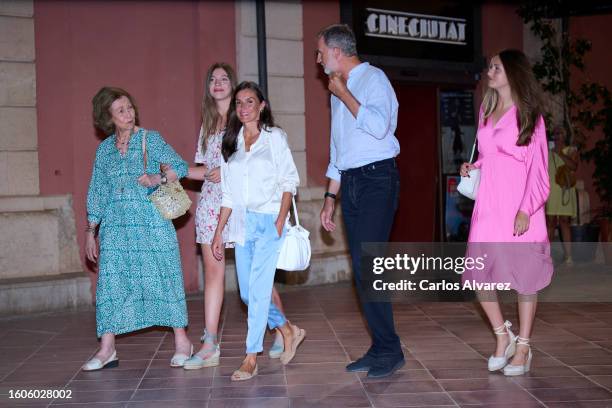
[482,49,545,146]
[222,81,275,161]
[201,63,237,155]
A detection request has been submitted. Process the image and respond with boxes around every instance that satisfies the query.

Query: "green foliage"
[518,2,612,218]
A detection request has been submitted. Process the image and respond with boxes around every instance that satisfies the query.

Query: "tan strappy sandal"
[231,361,258,381]
[280,323,306,365]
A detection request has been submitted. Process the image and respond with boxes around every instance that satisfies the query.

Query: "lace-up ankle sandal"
[183,329,220,370]
[503,336,532,376]
[488,320,517,371]
[268,330,284,359]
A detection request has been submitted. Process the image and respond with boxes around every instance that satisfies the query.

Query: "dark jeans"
[340,158,403,358]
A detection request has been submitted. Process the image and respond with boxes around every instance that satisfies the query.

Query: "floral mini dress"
[195,126,233,247]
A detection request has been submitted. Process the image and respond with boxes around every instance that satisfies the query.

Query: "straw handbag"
[142,131,191,219]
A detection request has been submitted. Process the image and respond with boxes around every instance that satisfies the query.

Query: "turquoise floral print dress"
[87,128,189,337]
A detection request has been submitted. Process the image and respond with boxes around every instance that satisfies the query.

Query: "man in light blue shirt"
[324,58,400,182]
[318,24,404,378]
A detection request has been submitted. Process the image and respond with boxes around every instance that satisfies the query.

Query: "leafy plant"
[518,1,612,218]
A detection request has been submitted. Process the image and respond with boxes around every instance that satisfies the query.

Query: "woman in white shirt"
[212,81,305,381]
[180,63,287,370]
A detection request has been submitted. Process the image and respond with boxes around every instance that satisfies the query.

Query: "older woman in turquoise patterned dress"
[82,87,193,371]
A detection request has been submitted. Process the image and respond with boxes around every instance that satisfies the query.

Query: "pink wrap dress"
[462,106,553,294]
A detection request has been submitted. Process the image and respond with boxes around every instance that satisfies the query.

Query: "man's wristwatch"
[324,192,337,200]
[160,172,168,185]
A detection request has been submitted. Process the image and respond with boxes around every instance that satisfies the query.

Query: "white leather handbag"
[457,138,480,200]
[277,196,311,271]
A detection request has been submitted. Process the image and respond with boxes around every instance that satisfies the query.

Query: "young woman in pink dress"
[181,63,286,369]
[460,49,553,376]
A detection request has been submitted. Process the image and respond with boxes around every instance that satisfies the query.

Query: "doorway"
[390,83,439,242]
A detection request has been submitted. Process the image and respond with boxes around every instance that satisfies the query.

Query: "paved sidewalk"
[2,282,612,407]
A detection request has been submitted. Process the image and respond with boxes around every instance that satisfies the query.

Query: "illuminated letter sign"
[364,7,467,45]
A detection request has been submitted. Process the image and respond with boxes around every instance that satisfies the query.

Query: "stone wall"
[235,0,307,185]
[0,0,91,314]
[0,0,38,196]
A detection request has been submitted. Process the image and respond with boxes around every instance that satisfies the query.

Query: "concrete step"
[0,271,92,315]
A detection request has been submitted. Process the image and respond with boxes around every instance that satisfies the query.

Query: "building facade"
[1,0,610,314]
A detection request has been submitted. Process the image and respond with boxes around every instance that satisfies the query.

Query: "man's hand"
[320,198,337,232]
[328,72,360,118]
[328,72,348,98]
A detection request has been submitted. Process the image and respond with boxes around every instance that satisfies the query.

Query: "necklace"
[116,136,130,145]
[115,129,134,149]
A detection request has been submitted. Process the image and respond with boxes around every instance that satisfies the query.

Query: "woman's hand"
[205,167,221,184]
[85,232,98,263]
[160,164,180,183]
[186,165,208,181]
[460,162,476,177]
[274,218,284,238]
[211,233,224,261]
[514,211,530,236]
[137,173,161,187]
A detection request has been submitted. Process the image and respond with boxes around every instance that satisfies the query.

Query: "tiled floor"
[3,282,612,407]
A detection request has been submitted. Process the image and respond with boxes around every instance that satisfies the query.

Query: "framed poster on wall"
[439,90,476,242]
[444,175,474,242]
[440,90,476,174]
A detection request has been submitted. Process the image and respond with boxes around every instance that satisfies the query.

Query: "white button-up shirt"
[326,62,400,181]
[221,126,299,245]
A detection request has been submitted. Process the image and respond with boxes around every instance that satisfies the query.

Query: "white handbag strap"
[141,129,148,172]
[268,130,300,227]
[468,137,477,163]
[291,196,300,226]
[468,108,484,164]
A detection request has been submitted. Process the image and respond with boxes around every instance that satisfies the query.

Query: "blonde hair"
[200,63,237,155]
[482,49,545,146]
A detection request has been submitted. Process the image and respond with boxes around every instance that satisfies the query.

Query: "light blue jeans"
[235,211,287,353]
